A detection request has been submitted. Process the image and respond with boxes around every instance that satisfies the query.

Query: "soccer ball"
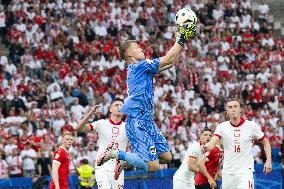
[175,8,197,27]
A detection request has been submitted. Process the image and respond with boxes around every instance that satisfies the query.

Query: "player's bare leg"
[158,152,172,164]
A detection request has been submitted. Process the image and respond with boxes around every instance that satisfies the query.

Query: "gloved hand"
[176,24,197,46]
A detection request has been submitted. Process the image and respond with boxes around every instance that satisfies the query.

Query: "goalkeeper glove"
[176,24,197,46]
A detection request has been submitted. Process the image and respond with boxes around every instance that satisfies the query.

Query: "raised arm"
[160,43,183,68]
[160,24,196,68]
[75,105,101,132]
[158,63,173,73]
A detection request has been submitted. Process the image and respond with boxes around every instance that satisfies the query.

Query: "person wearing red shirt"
[50,131,74,189]
[195,141,223,189]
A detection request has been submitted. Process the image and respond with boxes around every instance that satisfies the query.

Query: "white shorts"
[222,172,254,189]
[172,178,195,189]
[95,168,124,189]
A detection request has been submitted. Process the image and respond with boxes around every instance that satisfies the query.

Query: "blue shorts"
[125,116,169,161]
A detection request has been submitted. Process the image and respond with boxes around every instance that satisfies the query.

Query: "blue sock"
[118,151,148,171]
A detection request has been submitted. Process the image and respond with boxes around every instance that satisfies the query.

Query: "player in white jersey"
[204,97,272,189]
[173,128,212,189]
[76,98,128,189]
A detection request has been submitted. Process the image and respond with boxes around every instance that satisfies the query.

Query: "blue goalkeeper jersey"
[120,58,160,120]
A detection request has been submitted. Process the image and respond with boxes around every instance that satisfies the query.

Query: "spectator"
[20,142,37,177]
[70,98,85,120]
[0,150,8,179]
[6,148,22,177]
[4,138,17,156]
[86,142,97,167]
[37,152,52,176]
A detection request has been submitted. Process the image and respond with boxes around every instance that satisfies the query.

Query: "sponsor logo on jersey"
[150,146,156,155]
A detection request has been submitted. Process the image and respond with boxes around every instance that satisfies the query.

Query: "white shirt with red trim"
[90,119,128,171]
[214,118,265,174]
[173,141,202,183]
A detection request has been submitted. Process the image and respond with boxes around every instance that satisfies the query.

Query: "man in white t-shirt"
[204,97,272,189]
[4,138,17,156]
[257,0,269,20]
[20,142,37,177]
[6,148,23,177]
[76,98,128,189]
[173,128,212,189]
[70,98,85,120]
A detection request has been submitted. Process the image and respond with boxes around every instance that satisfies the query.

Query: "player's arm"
[188,156,199,173]
[160,43,183,68]
[76,105,101,132]
[260,137,272,174]
[204,135,220,152]
[198,155,217,188]
[51,161,60,189]
[158,63,173,73]
[160,24,196,68]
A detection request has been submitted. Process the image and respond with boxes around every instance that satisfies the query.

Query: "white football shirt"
[214,118,265,174]
[173,141,202,183]
[90,119,128,171]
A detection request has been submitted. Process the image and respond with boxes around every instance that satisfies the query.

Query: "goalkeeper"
[96,24,196,178]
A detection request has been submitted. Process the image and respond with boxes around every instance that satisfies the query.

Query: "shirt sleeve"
[53,150,64,165]
[188,143,199,158]
[137,58,160,75]
[89,120,100,132]
[251,121,265,141]
[214,123,222,139]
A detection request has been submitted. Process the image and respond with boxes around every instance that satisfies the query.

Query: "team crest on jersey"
[55,153,60,159]
[150,146,156,155]
[189,151,196,157]
[146,59,153,64]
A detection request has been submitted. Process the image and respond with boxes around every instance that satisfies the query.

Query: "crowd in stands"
[0,0,283,179]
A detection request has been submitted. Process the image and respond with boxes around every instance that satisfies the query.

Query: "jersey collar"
[60,146,68,153]
[109,119,122,125]
[230,118,245,127]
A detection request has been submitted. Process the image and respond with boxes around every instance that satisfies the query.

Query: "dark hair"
[201,128,212,134]
[118,40,136,60]
[112,97,124,104]
[81,159,89,164]
[226,96,242,106]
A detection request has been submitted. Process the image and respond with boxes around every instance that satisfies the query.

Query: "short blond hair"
[118,40,136,60]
